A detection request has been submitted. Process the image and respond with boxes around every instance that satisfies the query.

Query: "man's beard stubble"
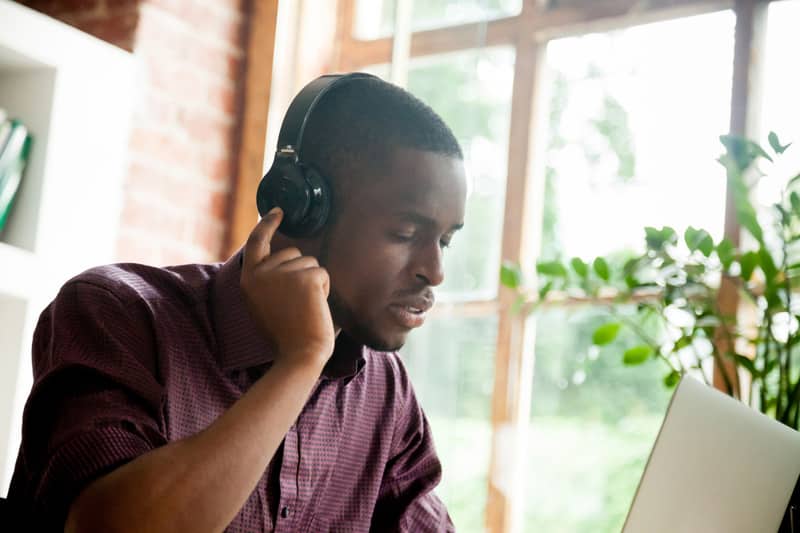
[319,229,404,353]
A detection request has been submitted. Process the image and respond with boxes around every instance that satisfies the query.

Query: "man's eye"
[390,232,414,242]
[439,239,451,249]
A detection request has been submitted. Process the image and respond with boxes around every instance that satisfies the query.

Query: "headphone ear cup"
[298,165,332,236]
[256,159,331,238]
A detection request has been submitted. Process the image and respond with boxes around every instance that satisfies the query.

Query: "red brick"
[129,125,196,166]
[74,12,139,50]
[192,216,226,255]
[116,230,159,263]
[207,83,239,116]
[200,153,236,184]
[27,0,251,262]
[184,2,243,41]
[177,110,235,152]
[21,0,102,15]
[105,0,140,11]
[210,189,231,220]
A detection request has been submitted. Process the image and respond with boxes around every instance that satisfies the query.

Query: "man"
[7,75,467,532]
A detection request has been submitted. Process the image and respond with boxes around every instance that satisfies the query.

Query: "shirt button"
[281,506,289,518]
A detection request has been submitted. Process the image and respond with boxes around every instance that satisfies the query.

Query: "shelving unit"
[0,0,135,494]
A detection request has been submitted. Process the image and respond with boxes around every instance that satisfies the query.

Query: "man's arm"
[370,356,455,533]
[66,208,336,533]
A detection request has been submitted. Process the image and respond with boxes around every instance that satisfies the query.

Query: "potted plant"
[501,132,800,530]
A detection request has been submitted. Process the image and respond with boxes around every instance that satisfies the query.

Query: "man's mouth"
[388,294,434,329]
[388,304,428,329]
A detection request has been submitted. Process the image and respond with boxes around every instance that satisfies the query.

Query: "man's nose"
[414,243,445,287]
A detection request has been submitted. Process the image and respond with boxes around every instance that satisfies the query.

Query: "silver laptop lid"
[622,375,800,533]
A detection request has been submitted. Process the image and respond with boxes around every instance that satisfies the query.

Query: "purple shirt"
[8,251,454,532]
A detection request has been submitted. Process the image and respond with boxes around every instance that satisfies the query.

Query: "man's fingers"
[243,207,283,271]
[273,255,319,273]
[262,247,302,269]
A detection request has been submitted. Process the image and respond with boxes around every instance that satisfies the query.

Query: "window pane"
[354,0,522,40]
[756,0,800,202]
[408,47,514,300]
[539,11,734,262]
[526,11,734,532]
[401,314,498,533]
[525,307,672,532]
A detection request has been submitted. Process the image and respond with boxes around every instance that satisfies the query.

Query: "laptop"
[622,375,800,533]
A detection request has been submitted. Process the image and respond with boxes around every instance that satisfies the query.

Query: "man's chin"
[351,327,407,352]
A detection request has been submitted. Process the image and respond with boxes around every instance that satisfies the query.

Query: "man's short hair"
[300,76,463,210]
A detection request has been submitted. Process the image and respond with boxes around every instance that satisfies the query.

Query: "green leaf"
[720,134,772,172]
[738,209,764,243]
[645,226,677,251]
[674,336,693,350]
[663,370,681,388]
[759,247,778,282]
[593,257,610,281]
[538,280,553,301]
[684,226,698,249]
[749,140,773,163]
[764,358,779,376]
[732,353,758,377]
[791,192,800,217]
[623,345,653,365]
[537,260,568,278]
[570,257,589,278]
[717,239,735,270]
[684,227,714,257]
[500,261,523,288]
[740,251,759,281]
[592,323,621,346]
[768,131,791,155]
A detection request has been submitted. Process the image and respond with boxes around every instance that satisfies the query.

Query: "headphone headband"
[257,72,379,237]
[276,72,378,160]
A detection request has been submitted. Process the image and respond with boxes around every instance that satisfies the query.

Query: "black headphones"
[256,72,378,238]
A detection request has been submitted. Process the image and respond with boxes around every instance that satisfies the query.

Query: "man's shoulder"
[63,260,222,305]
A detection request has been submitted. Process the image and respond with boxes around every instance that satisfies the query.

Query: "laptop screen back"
[622,376,800,533]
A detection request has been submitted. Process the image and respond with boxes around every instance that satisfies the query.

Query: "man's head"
[281,76,467,351]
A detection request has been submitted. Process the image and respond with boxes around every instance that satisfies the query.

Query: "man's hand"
[240,207,335,370]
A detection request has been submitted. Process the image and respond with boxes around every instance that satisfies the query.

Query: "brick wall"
[20,0,249,265]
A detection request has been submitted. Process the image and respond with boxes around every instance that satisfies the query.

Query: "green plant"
[501,132,800,429]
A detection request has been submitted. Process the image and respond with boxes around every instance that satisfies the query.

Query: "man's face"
[320,147,467,351]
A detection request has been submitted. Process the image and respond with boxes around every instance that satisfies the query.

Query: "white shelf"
[0,0,136,494]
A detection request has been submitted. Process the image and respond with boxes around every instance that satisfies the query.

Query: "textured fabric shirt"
[7,250,454,532]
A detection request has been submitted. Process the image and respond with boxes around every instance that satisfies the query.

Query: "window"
[525,12,735,531]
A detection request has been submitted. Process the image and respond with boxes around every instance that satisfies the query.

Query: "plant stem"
[607,305,685,376]
[713,298,739,398]
[764,315,774,415]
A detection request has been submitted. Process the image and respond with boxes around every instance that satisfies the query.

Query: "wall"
[19,0,249,264]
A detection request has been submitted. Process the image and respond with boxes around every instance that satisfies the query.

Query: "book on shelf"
[0,109,33,235]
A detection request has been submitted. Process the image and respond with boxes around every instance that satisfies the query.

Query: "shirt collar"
[211,249,366,379]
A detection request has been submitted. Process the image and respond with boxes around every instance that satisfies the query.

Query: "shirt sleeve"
[370,356,455,533]
[7,278,167,531]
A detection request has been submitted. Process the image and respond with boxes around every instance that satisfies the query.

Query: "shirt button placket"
[276,426,299,532]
